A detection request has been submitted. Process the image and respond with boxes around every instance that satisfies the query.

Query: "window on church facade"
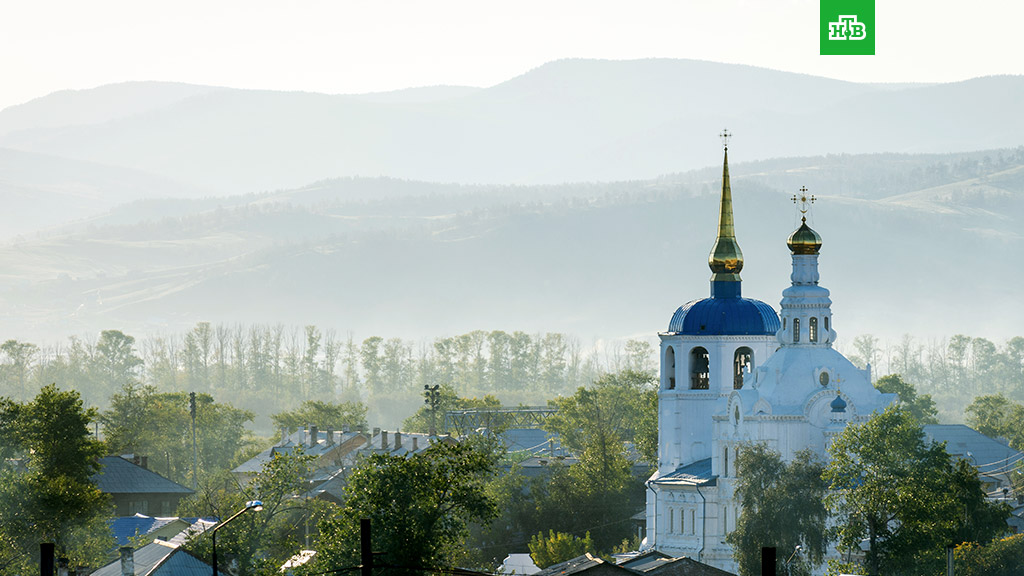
[809,317,818,342]
[723,506,729,534]
[793,318,800,343]
[690,347,710,389]
[690,510,695,534]
[733,347,753,389]
[669,508,674,533]
[723,446,729,476]
[824,316,829,332]
[665,346,676,390]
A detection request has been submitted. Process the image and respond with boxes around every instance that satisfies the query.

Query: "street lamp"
[212,500,263,576]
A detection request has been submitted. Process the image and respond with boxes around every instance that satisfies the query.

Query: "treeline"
[0,324,655,430]
[844,334,1024,421]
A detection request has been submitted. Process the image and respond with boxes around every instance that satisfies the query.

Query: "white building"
[644,144,896,572]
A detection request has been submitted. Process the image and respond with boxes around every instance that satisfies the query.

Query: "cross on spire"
[791,186,816,222]
[720,129,731,150]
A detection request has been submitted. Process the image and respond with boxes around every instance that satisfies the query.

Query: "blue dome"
[831,394,848,413]
[668,297,780,336]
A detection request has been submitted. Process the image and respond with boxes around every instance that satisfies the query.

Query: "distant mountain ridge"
[1,59,1021,196]
[1,148,1022,346]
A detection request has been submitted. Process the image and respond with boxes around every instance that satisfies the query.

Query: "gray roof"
[92,541,210,576]
[535,554,631,576]
[651,458,716,487]
[94,456,194,495]
[233,429,366,474]
[924,424,1024,488]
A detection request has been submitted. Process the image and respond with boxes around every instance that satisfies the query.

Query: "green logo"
[820,0,875,55]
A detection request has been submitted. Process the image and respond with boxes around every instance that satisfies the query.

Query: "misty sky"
[2,0,1022,112]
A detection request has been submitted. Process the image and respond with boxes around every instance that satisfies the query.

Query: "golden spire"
[788,186,823,254]
[709,129,744,282]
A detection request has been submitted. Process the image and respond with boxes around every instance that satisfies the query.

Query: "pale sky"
[1,0,1022,112]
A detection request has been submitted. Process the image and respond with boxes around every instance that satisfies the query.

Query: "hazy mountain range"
[0,58,1021,347]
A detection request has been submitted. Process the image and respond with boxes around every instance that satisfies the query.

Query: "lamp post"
[212,500,263,576]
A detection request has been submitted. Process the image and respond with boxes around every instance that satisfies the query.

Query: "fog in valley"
[2,58,1023,430]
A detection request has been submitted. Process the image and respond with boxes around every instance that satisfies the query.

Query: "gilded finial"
[787,186,822,255]
[709,131,743,285]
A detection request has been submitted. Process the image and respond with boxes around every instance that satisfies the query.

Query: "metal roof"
[667,297,780,336]
[91,541,211,576]
[651,458,717,487]
[93,456,194,495]
[924,424,1024,481]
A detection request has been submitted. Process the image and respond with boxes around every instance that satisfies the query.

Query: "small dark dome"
[787,220,822,255]
[830,394,847,413]
[668,297,780,336]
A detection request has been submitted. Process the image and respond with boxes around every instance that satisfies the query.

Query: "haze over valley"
[1,59,1022,351]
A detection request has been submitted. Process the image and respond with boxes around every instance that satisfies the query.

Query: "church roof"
[651,458,716,487]
[667,297,780,336]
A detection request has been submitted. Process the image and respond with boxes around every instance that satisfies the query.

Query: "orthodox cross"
[791,186,815,221]
[720,129,731,150]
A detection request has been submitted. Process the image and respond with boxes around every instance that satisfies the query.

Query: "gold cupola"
[708,145,744,283]
[787,217,823,254]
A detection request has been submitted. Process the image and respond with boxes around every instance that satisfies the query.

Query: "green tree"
[545,369,658,465]
[311,438,500,575]
[180,449,320,576]
[727,445,828,576]
[0,385,112,571]
[965,394,1024,448]
[529,530,595,568]
[824,405,1008,576]
[401,388,501,434]
[953,534,1024,576]
[271,400,368,436]
[101,385,255,484]
[873,374,938,424]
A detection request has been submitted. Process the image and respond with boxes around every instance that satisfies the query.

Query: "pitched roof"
[535,554,636,576]
[91,540,211,576]
[108,514,217,547]
[93,456,194,495]
[924,424,1024,480]
[651,458,717,487]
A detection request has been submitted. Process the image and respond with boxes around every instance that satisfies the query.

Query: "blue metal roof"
[668,297,780,336]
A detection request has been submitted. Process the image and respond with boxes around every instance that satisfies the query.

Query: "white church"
[643,138,897,571]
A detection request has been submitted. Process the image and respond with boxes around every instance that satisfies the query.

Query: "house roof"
[536,554,636,576]
[93,456,194,495]
[109,514,217,547]
[233,429,366,474]
[924,424,1024,486]
[651,458,717,487]
[91,540,211,576]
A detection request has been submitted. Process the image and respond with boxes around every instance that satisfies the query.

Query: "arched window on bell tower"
[690,347,710,389]
[793,318,801,343]
[810,317,818,342]
[665,346,676,390]
[734,347,753,389]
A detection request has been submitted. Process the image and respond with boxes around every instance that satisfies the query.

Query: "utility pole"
[423,385,440,436]
[361,519,373,576]
[189,391,198,490]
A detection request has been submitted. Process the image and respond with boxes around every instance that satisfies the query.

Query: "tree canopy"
[311,438,501,575]
[873,374,938,424]
[727,445,828,576]
[0,385,112,572]
[824,405,1009,576]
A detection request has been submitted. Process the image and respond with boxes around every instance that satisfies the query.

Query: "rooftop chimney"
[326,428,335,445]
[139,456,148,470]
[381,430,388,450]
[119,547,134,576]
[373,427,380,438]
[413,437,419,451]
[309,425,319,448]
[395,431,402,450]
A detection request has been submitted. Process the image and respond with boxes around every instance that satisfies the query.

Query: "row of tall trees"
[844,334,1024,420]
[0,325,655,417]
